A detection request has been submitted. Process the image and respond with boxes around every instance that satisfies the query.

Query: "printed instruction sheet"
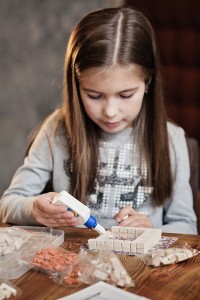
[57,281,150,300]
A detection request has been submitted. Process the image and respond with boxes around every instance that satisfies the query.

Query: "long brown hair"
[58,6,172,205]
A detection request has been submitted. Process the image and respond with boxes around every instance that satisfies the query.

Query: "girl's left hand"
[114,206,153,228]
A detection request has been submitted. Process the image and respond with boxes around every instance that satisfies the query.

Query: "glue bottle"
[52,191,106,234]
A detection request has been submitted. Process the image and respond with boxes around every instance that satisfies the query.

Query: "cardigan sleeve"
[161,124,197,234]
[0,116,54,225]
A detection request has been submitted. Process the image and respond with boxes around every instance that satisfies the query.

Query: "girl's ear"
[145,76,152,93]
[147,76,152,87]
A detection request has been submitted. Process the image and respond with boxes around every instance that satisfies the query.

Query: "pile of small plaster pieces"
[0,282,17,300]
[92,254,132,287]
[0,233,24,255]
[149,247,197,267]
[31,248,78,272]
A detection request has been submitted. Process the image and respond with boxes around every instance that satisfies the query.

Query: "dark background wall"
[0,0,122,196]
[126,0,200,187]
[125,0,200,231]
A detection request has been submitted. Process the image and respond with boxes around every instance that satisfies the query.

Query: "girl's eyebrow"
[118,88,138,93]
[82,87,138,93]
[81,88,101,93]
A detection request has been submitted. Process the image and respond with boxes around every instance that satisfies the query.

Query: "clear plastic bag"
[139,244,199,267]
[77,248,134,288]
[49,265,80,287]
[30,247,78,273]
[0,226,64,279]
[48,248,134,288]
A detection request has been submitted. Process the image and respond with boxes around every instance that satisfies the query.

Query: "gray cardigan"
[0,110,197,234]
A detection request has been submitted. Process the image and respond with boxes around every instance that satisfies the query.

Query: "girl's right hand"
[32,192,79,227]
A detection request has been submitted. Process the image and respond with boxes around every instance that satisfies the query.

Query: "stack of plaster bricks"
[88,226,162,254]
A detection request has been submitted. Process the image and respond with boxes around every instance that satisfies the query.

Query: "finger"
[115,206,137,223]
[34,210,75,221]
[36,215,79,227]
[121,215,153,228]
[45,192,58,203]
[34,200,67,214]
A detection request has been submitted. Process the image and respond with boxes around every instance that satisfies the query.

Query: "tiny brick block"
[113,240,122,252]
[183,249,193,258]
[93,269,108,281]
[88,239,97,250]
[127,227,136,239]
[136,247,145,254]
[135,228,145,238]
[122,240,131,253]
[167,253,177,264]
[135,238,146,250]
[152,249,165,258]
[117,279,126,287]
[130,240,137,253]
[104,239,114,250]
[165,248,175,255]
[111,226,120,233]
[119,227,128,233]
[120,232,128,239]
[152,256,161,267]
[96,240,105,250]
[175,252,188,262]
[160,257,172,265]
[119,227,128,239]
[0,283,17,296]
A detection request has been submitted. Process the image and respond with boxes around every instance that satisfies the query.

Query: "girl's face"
[79,64,146,134]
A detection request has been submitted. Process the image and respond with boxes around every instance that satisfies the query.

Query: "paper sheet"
[57,281,150,300]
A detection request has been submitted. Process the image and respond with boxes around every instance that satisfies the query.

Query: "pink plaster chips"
[31,247,78,272]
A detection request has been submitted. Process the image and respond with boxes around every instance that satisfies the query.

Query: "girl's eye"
[120,94,133,99]
[88,94,102,100]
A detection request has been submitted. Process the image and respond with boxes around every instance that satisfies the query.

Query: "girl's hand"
[114,206,153,228]
[32,192,78,227]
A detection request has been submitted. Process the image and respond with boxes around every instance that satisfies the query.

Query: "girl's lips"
[103,121,120,128]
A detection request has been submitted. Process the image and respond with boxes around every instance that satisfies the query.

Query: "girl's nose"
[103,102,118,118]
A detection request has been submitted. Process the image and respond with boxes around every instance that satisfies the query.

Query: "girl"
[0,6,197,234]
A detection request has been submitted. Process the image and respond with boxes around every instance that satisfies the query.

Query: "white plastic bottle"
[52,191,106,234]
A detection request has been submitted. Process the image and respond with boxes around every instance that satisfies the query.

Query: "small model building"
[88,226,162,254]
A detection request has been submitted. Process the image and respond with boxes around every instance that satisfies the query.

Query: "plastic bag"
[48,248,134,288]
[30,247,78,273]
[0,226,64,280]
[77,248,134,288]
[139,244,199,267]
[0,227,29,256]
[49,265,80,287]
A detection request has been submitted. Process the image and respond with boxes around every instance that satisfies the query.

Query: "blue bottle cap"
[84,215,106,234]
[84,215,97,228]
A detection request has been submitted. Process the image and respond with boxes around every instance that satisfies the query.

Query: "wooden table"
[4,226,200,300]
